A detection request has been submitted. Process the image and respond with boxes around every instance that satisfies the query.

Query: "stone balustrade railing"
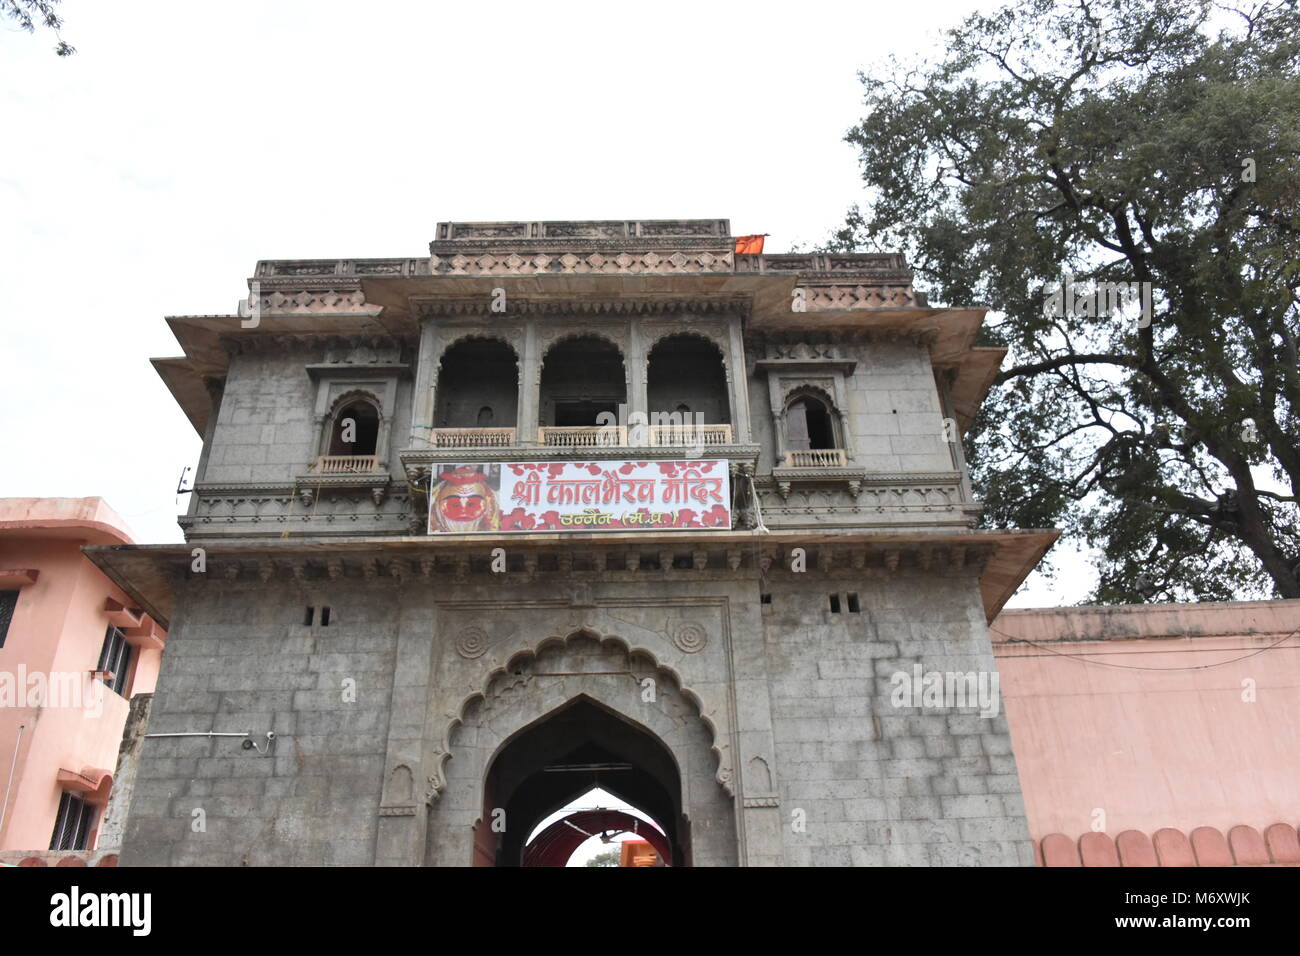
[309,455,380,474]
[429,427,517,448]
[538,426,628,448]
[535,424,734,449]
[783,449,848,468]
[646,424,732,446]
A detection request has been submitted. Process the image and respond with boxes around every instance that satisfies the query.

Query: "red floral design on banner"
[702,503,729,526]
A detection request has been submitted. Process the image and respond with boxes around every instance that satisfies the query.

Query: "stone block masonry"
[120,560,1031,867]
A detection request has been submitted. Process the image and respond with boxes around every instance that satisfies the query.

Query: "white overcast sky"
[0,0,1088,606]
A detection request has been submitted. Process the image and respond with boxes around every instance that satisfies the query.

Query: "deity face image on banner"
[430,464,502,532]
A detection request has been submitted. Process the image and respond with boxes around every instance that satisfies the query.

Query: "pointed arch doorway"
[477,697,687,867]
[425,631,739,867]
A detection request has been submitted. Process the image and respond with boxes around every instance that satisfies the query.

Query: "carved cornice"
[770,466,868,481]
[747,329,937,360]
[219,333,415,355]
[761,471,963,486]
[194,481,296,496]
[253,288,370,313]
[179,541,995,584]
[415,296,749,319]
[803,285,920,310]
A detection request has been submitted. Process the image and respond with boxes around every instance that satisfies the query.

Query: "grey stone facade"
[98,219,1055,866]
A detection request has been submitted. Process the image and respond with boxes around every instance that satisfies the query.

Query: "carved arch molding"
[424,624,735,805]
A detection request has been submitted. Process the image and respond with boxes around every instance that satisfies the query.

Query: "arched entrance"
[479,697,685,866]
[424,632,739,867]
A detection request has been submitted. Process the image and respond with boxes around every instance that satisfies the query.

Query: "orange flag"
[734,234,766,255]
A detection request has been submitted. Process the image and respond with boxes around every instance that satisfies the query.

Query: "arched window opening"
[785,394,837,451]
[540,337,626,429]
[329,401,379,456]
[436,339,518,433]
[646,335,729,425]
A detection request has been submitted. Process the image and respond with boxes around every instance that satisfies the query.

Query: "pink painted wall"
[0,498,164,851]
[993,600,1300,845]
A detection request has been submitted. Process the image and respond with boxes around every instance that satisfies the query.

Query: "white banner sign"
[427,460,731,533]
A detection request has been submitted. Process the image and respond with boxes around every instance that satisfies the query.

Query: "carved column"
[628,318,647,429]
[730,584,787,866]
[727,315,752,443]
[518,320,539,445]
[410,318,438,449]
[375,592,438,865]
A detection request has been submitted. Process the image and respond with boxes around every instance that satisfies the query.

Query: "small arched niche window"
[476,405,494,427]
[328,401,380,456]
[785,393,838,451]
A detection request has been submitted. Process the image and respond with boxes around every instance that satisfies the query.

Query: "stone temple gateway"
[90,219,1057,866]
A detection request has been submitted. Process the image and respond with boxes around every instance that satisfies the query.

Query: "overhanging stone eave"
[82,544,178,631]
[165,310,404,365]
[747,305,985,334]
[152,356,210,437]
[84,526,1058,629]
[978,528,1061,622]
[751,306,989,375]
[949,346,1008,434]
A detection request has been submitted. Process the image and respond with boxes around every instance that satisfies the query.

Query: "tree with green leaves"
[2,0,73,56]
[584,848,621,867]
[831,0,1300,602]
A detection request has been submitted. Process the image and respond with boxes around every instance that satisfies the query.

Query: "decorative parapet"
[735,251,908,275]
[737,253,926,308]
[254,259,426,279]
[426,249,733,276]
[432,219,731,246]
[413,296,748,318]
[241,232,929,312]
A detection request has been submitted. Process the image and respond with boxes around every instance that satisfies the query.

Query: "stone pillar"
[628,318,647,431]
[518,320,539,445]
[727,316,752,442]
[374,589,437,865]
[730,585,787,866]
[409,318,438,449]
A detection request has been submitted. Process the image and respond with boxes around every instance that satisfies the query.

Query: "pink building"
[0,498,165,859]
[994,599,1300,866]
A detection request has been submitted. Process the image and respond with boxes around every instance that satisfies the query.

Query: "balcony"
[782,449,848,468]
[646,424,733,447]
[539,425,626,448]
[429,427,517,448]
[401,423,757,487]
[309,455,380,475]
[537,424,734,449]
